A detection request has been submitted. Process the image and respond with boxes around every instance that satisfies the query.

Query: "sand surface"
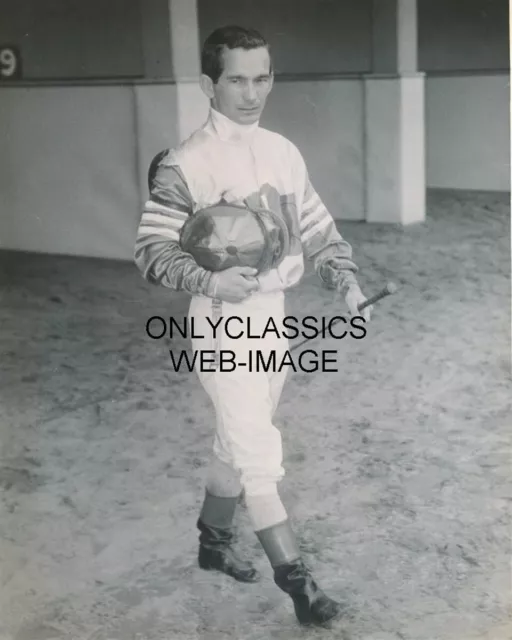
[0,189,510,640]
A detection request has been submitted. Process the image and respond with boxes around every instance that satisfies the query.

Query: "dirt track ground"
[0,189,510,640]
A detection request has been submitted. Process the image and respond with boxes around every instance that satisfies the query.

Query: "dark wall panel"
[418,0,509,71]
[0,0,144,79]
[197,0,373,75]
[1,0,508,81]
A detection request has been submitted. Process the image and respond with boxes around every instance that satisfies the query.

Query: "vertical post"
[168,0,209,141]
[134,0,208,211]
[364,0,425,224]
[169,0,201,79]
[397,0,418,74]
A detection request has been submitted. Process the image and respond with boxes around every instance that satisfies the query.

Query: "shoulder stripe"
[140,212,186,232]
[137,225,180,242]
[300,203,328,230]
[302,192,321,213]
[145,201,189,220]
[301,214,331,244]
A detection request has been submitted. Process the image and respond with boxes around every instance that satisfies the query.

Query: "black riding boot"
[256,519,342,626]
[197,490,260,583]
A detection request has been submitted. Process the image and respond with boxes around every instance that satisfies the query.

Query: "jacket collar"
[207,107,260,143]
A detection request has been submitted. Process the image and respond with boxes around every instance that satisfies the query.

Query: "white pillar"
[168,0,208,141]
[364,0,425,224]
[134,0,209,207]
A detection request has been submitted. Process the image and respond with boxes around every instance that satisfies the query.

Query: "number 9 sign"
[0,46,21,80]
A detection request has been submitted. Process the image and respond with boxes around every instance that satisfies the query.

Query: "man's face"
[205,46,273,125]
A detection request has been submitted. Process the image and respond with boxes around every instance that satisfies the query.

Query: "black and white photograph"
[0,1,510,639]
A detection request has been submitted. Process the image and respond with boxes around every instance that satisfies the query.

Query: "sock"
[205,455,243,498]
[245,488,288,531]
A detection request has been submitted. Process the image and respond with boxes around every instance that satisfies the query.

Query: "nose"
[244,82,258,103]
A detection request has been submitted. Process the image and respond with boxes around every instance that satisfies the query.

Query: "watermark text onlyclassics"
[146,315,367,373]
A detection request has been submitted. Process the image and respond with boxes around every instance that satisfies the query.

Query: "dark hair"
[201,25,271,83]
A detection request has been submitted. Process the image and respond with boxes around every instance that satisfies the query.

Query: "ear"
[268,70,275,92]
[200,74,215,99]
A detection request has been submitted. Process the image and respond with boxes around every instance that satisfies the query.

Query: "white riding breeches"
[188,291,290,497]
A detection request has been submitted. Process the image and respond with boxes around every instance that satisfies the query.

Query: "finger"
[237,266,258,276]
[355,296,369,314]
[348,302,359,316]
[241,277,260,291]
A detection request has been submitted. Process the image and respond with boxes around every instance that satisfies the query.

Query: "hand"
[345,285,372,323]
[212,266,260,303]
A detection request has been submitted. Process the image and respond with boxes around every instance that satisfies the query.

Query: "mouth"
[239,106,260,113]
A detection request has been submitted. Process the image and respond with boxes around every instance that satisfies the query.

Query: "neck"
[209,107,260,142]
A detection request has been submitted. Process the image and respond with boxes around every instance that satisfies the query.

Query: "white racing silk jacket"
[134,107,360,298]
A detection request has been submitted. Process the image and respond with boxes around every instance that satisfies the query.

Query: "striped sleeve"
[133,152,215,297]
[299,169,359,295]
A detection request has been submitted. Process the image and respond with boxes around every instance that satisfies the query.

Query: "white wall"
[261,80,365,220]
[0,86,142,259]
[134,83,181,204]
[0,72,509,259]
[0,82,190,260]
[0,79,363,260]
[425,74,510,191]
